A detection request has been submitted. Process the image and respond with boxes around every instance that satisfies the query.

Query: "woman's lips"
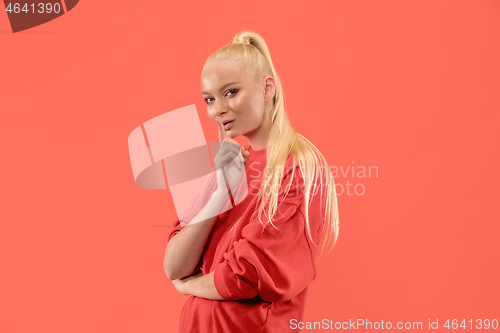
[224,120,234,131]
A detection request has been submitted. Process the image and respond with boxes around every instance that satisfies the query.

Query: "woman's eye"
[226,89,238,97]
[204,89,238,104]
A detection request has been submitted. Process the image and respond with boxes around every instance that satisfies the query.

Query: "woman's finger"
[241,147,250,160]
[216,119,226,142]
[221,141,241,156]
[216,141,240,161]
[215,150,239,168]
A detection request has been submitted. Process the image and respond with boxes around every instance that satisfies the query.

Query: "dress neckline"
[247,146,267,154]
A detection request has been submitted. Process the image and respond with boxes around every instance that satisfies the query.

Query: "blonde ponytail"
[203,31,340,254]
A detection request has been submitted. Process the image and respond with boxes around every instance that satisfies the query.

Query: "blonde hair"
[203,31,340,254]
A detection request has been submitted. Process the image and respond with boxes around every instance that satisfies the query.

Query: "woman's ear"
[263,76,276,102]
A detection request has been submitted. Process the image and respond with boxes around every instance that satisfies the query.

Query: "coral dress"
[166,146,326,332]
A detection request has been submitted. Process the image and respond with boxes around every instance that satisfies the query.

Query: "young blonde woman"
[163,31,339,332]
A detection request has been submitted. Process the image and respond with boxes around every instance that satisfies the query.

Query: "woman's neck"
[244,113,272,150]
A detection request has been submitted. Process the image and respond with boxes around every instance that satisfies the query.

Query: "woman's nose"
[214,102,228,117]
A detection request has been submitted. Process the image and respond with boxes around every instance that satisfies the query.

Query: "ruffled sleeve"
[213,164,321,302]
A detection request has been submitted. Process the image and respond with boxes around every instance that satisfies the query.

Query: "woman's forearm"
[174,271,224,300]
[163,190,229,280]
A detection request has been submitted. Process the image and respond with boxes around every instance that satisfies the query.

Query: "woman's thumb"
[241,147,250,160]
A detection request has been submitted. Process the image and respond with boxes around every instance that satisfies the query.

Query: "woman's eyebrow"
[202,81,242,95]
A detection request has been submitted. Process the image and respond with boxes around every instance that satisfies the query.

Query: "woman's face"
[201,60,275,144]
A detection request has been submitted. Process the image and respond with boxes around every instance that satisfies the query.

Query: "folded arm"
[172,271,224,300]
[163,189,229,280]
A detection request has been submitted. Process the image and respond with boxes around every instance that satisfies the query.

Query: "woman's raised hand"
[213,119,249,202]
